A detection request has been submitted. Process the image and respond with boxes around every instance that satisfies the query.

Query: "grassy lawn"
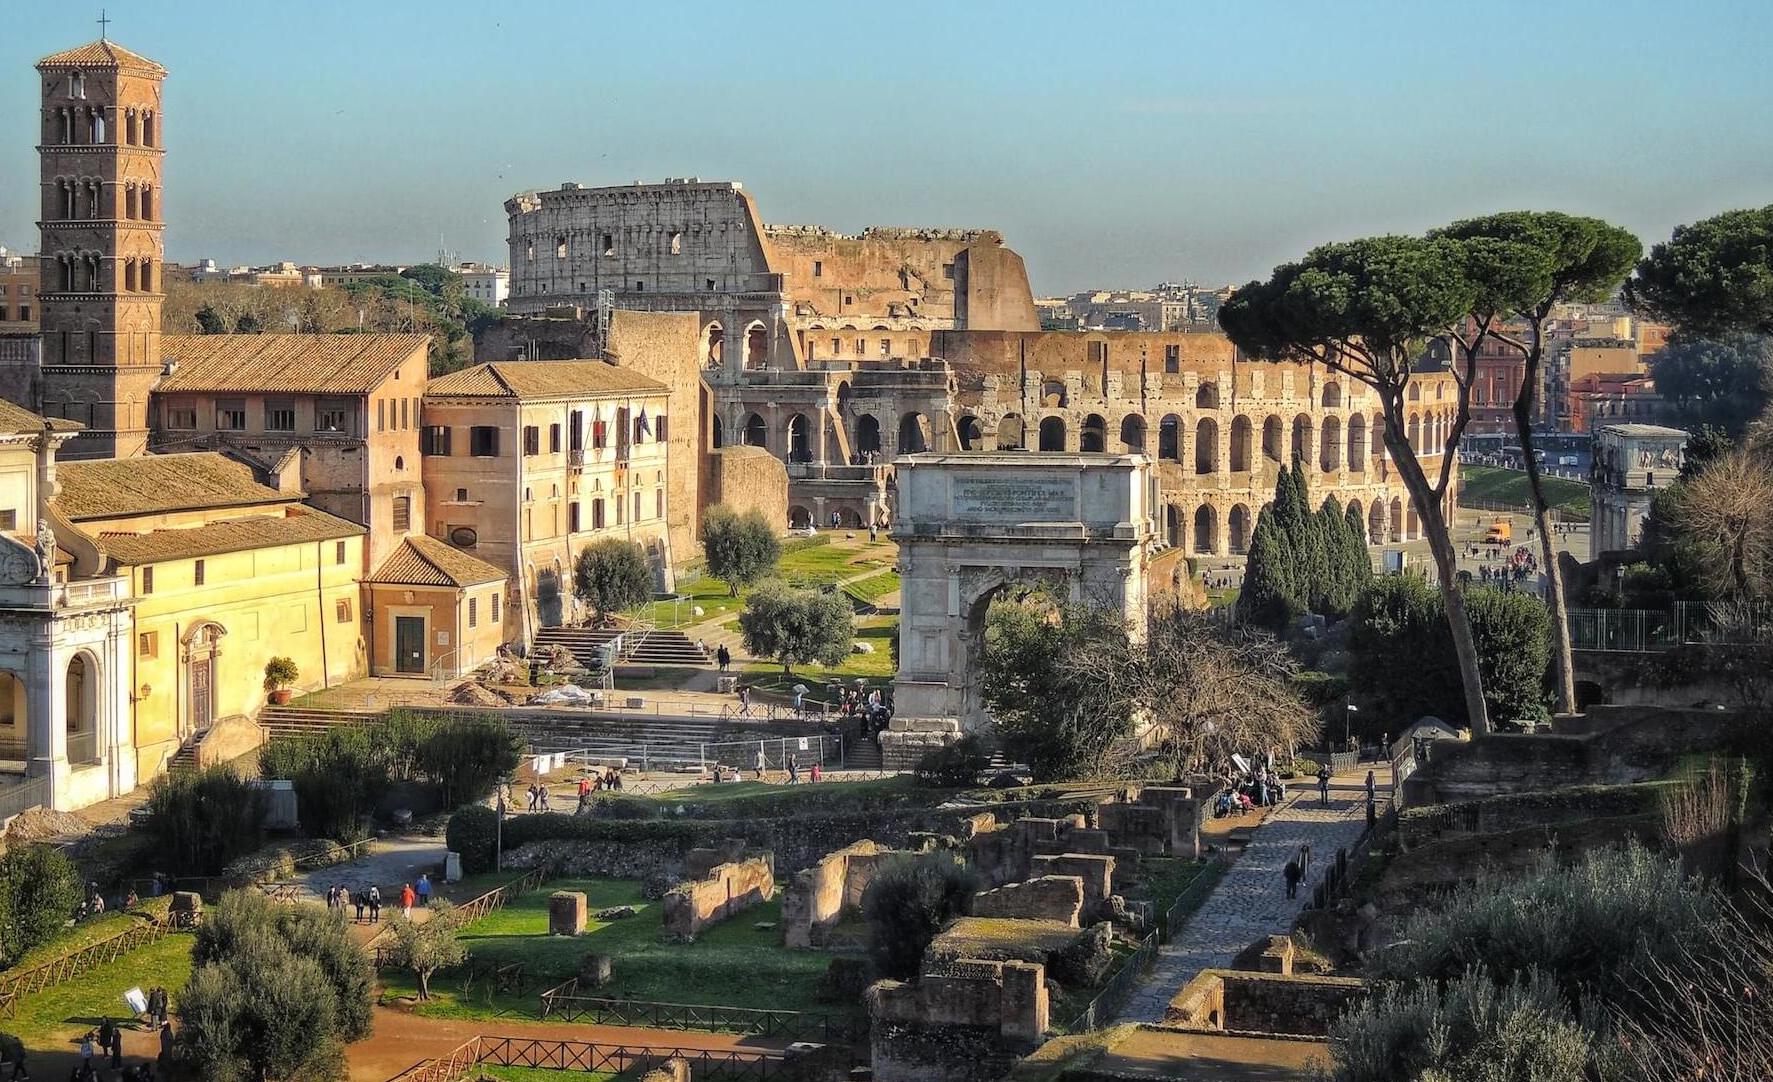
[382,878,838,1021]
[844,570,901,606]
[6,933,194,1046]
[635,539,896,630]
[9,899,173,972]
[739,615,896,694]
[1459,465,1590,522]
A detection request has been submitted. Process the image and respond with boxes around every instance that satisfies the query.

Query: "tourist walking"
[108,1026,122,1071]
[352,889,366,923]
[716,644,730,672]
[416,874,432,907]
[737,685,752,716]
[1283,856,1303,900]
[1364,770,1377,804]
[367,885,382,922]
[1317,764,1332,806]
[787,755,800,785]
[755,744,768,780]
[158,1022,174,1071]
[7,1037,27,1079]
[400,882,416,919]
[577,774,592,811]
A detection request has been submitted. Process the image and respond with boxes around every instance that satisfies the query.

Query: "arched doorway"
[1158,415,1181,461]
[1228,504,1251,554]
[1368,501,1385,544]
[1348,414,1367,469]
[182,623,225,738]
[1166,504,1182,548]
[899,412,930,454]
[1194,418,1218,474]
[1196,382,1220,409]
[1230,416,1252,472]
[995,414,1024,450]
[1406,505,1421,540]
[957,416,984,450]
[743,413,768,449]
[1322,381,1342,407]
[0,671,24,763]
[66,653,98,764]
[1192,504,1217,554]
[1292,414,1312,465]
[1263,415,1284,464]
[703,323,723,366]
[1320,416,1342,471]
[711,415,724,448]
[786,413,811,463]
[537,564,563,627]
[1119,415,1146,453]
[1389,497,1405,543]
[788,505,813,529]
[744,324,768,369]
[856,414,882,455]
[1038,416,1067,451]
[1080,414,1106,453]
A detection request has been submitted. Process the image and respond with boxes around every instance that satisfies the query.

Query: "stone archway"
[886,454,1156,764]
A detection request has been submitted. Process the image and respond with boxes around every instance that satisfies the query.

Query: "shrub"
[260,726,385,843]
[914,735,991,788]
[1323,968,1603,1082]
[860,853,979,979]
[0,844,84,965]
[182,890,372,1081]
[573,538,653,615]
[415,712,521,809]
[143,766,266,875]
[446,804,501,874]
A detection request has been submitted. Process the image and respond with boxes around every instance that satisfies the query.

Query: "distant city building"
[0,251,37,332]
[1567,372,1662,434]
[317,263,409,289]
[1590,423,1687,555]
[1055,284,1231,332]
[456,262,508,306]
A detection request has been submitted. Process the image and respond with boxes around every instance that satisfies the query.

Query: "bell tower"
[34,35,167,459]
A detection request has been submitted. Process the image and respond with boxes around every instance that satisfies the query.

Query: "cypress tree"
[1345,500,1375,592]
[1237,507,1295,627]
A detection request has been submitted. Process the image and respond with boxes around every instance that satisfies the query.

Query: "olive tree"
[737,581,853,674]
[1220,237,1502,731]
[572,538,652,617]
[700,504,782,596]
[1434,212,1641,714]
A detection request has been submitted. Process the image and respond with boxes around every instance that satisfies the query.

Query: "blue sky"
[4,0,1770,293]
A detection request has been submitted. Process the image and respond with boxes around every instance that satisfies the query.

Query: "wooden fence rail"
[0,917,177,1018]
[386,1035,785,1082]
[371,865,549,968]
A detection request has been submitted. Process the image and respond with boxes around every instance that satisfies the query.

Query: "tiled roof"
[0,399,83,435]
[367,534,505,587]
[37,40,166,74]
[99,507,364,566]
[426,360,666,400]
[158,334,430,395]
[54,452,289,521]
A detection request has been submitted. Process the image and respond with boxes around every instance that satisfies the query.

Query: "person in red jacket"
[400,882,416,919]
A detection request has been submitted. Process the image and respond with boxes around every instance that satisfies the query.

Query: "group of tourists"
[63,1013,173,1082]
[323,874,429,923]
[575,768,624,810]
[1213,764,1289,817]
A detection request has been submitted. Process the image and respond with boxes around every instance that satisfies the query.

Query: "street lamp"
[1345,702,1359,749]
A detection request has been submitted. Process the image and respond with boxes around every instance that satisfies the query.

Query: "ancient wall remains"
[660,856,774,942]
[969,876,1085,927]
[781,840,910,948]
[1166,969,1368,1038]
[868,957,1048,1082]
[708,444,789,529]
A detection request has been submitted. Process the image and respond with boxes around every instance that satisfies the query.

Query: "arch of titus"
[884,453,1157,768]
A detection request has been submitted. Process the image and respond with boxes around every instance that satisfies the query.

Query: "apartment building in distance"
[0,252,38,332]
[420,359,673,643]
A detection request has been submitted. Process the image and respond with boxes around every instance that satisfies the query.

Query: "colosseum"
[494,178,1457,555]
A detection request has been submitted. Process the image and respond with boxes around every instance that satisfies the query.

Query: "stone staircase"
[531,625,711,670]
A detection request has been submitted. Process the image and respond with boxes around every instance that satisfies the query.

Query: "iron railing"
[536,982,865,1044]
[385,1035,785,1082]
[1059,927,1161,1033]
[1568,601,1773,653]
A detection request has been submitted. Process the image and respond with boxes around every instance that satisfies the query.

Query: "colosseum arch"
[996,414,1024,450]
[1389,497,1405,543]
[1041,380,1068,408]
[1320,416,1342,471]
[1119,415,1146,454]
[786,413,813,463]
[1166,504,1182,548]
[1291,414,1312,464]
[1192,504,1218,554]
[1368,500,1386,543]
[856,414,882,454]
[741,322,769,369]
[743,413,768,448]
[1196,382,1220,409]
[1080,414,1107,453]
[899,412,931,454]
[1194,418,1218,475]
[1406,504,1421,540]
[957,415,985,450]
[1038,416,1067,451]
[1322,381,1342,408]
[1347,414,1368,469]
[703,323,725,365]
[1228,504,1252,554]
[1158,415,1181,461]
[1262,415,1284,464]
[1229,416,1252,472]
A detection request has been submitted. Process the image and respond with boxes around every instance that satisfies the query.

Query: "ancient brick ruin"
[660,855,775,943]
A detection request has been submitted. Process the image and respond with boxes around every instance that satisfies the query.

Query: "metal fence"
[540,733,844,776]
[1568,601,1773,653]
[537,983,865,1044]
[386,1035,785,1082]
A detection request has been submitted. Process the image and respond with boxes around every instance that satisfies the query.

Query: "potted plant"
[264,656,299,704]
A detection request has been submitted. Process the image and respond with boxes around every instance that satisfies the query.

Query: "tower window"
[70,72,85,99]
[706,278,716,292]
[813,260,823,277]
[143,112,154,146]
[142,187,153,221]
[669,231,682,254]
[601,234,614,256]
[392,496,412,532]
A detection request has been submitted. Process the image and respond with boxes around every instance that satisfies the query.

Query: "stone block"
[549,891,587,936]
[1029,853,1115,917]
[444,851,463,883]
[971,876,1084,927]
[579,952,613,987]
[1000,961,1048,1044]
[1257,934,1295,975]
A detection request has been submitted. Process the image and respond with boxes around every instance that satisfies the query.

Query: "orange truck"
[1483,519,1512,545]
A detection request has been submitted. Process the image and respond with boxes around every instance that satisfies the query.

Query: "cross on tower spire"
[97,9,110,40]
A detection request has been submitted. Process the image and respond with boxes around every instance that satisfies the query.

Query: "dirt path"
[348,1006,788,1081]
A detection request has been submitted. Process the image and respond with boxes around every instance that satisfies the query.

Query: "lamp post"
[494,788,506,872]
[1345,702,1359,749]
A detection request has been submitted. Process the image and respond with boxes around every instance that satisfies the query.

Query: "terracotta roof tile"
[98,507,364,566]
[426,360,666,400]
[158,334,429,395]
[367,534,505,587]
[37,40,166,74]
[0,399,83,435]
[54,453,289,521]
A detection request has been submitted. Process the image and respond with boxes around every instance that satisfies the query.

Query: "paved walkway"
[1115,771,1385,1024]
